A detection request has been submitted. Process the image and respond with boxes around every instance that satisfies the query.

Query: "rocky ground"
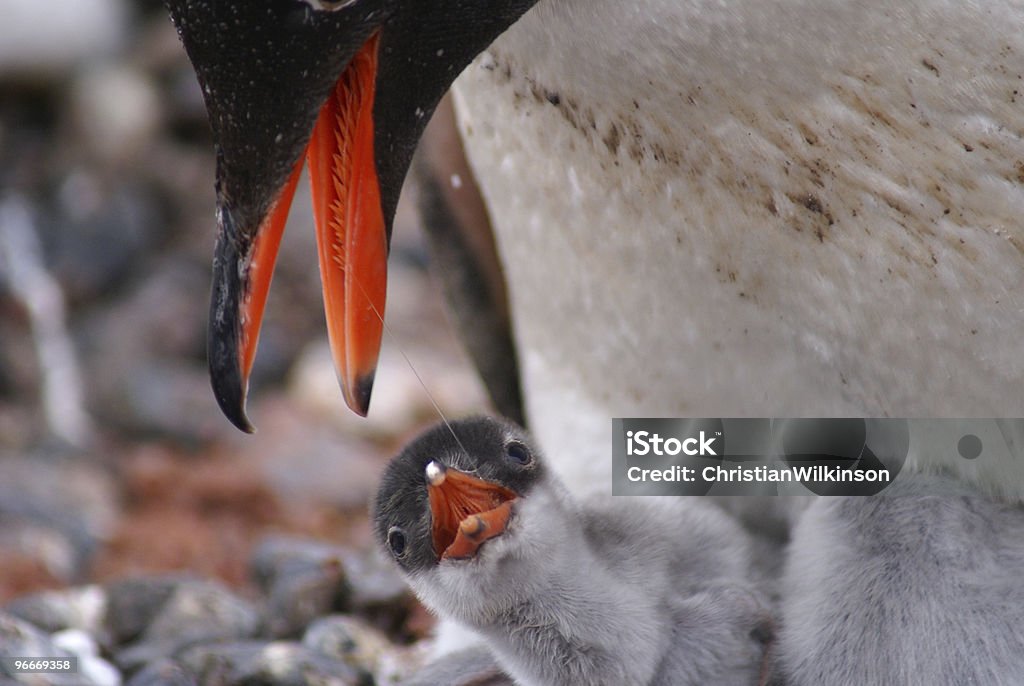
[0,1,492,683]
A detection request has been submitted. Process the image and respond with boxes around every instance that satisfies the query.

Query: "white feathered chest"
[451,0,1024,500]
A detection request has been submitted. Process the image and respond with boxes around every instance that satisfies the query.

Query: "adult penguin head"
[166,0,538,430]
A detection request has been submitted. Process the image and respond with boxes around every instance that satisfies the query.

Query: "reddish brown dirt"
[89,444,370,591]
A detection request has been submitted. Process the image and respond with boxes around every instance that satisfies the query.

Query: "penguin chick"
[373,416,773,686]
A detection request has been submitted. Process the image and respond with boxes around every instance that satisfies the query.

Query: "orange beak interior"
[238,32,387,418]
[427,463,517,560]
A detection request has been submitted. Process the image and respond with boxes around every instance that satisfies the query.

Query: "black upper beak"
[166,0,536,431]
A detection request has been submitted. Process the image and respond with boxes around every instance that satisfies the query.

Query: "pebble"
[334,548,409,613]
[179,641,367,686]
[1,566,424,686]
[140,581,260,644]
[0,456,117,589]
[51,630,121,686]
[102,576,188,645]
[0,612,86,686]
[78,258,222,442]
[44,174,164,304]
[0,519,79,588]
[0,611,66,659]
[250,537,350,638]
[304,615,422,685]
[4,586,106,636]
[251,535,408,616]
[0,456,119,557]
[114,581,260,672]
[124,659,196,686]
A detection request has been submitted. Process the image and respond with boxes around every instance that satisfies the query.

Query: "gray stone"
[250,537,350,638]
[142,581,260,643]
[179,641,366,686]
[303,616,413,685]
[0,518,80,585]
[0,455,119,573]
[78,258,223,442]
[250,537,348,596]
[334,548,408,612]
[114,581,259,672]
[0,612,91,686]
[42,174,165,304]
[51,630,121,686]
[102,576,189,645]
[124,659,196,686]
[0,611,66,659]
[4,586,107,637]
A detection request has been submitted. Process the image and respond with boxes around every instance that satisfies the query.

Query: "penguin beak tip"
[426,461,447,486]
[344,370,376,418]
[209,355,256,434]
[211,378,256,434]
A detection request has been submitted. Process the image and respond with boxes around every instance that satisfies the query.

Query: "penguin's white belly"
[451,0,1024,500]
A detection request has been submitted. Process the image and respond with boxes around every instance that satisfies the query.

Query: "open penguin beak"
[211,31,388,431]
[425,461,517,560]
[167,0,394,431]
[167,0,538,431]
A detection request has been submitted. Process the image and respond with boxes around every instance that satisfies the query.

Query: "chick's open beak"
[426,461,516,560]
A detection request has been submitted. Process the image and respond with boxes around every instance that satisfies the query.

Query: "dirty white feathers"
[452,0,1024,500]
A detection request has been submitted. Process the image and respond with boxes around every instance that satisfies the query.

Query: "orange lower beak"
[306,32,387,417]
[426,462,517,560]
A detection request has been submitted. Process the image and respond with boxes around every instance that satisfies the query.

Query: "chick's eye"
[506,441,532,465]
[387,527,407,556]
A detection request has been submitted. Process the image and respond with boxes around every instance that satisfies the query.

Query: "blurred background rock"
[0,1,490,682]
